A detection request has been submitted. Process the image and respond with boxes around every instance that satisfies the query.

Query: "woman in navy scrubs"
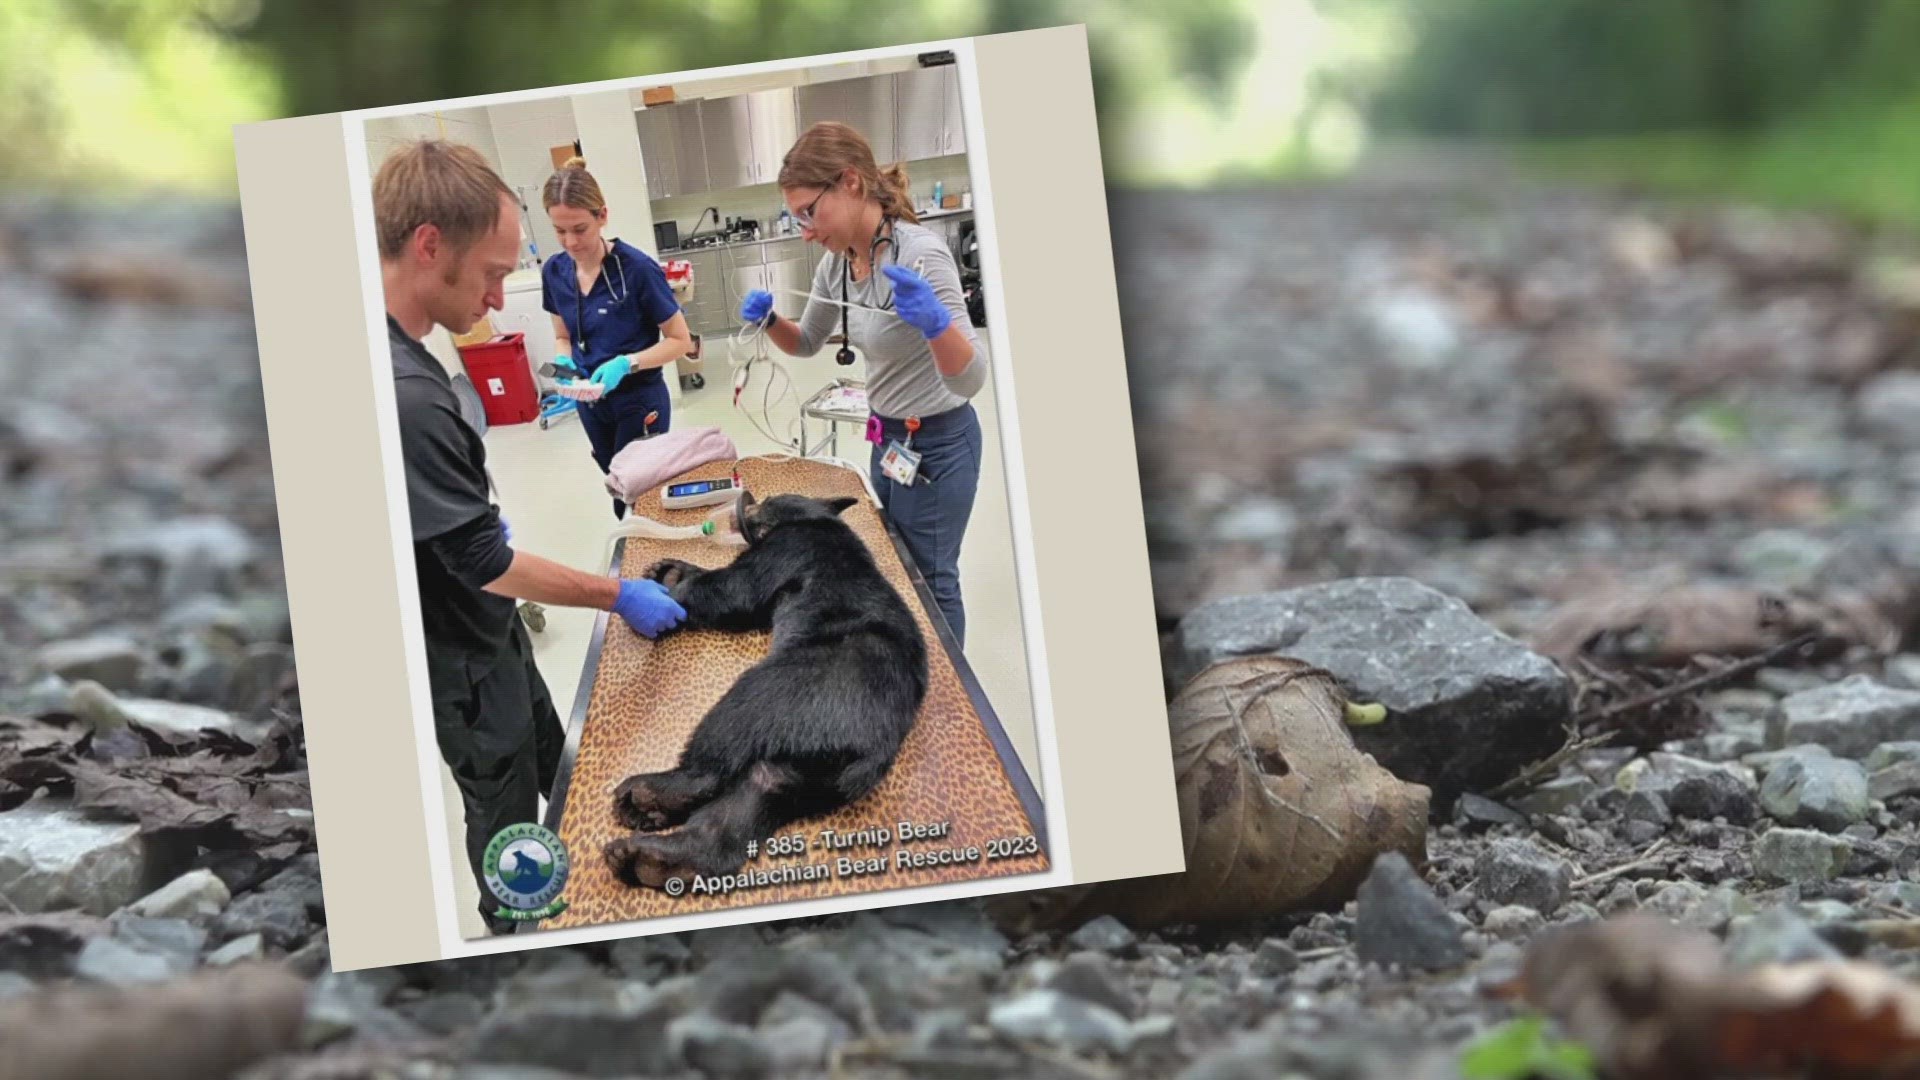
[541,157,693,518]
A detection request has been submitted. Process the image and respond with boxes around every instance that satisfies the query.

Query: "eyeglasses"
[792,187,829,228]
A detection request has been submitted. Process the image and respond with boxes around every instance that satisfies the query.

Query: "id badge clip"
[880,441,921,486]
[880,417,924,486]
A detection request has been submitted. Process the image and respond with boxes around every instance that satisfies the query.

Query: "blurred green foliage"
[1364,0,1920,228]
[0,0,1267,190]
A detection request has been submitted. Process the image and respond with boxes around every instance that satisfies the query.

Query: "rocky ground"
[4,155,1920,1079]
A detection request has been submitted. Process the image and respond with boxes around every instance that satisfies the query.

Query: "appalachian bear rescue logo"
[483,822,571,923]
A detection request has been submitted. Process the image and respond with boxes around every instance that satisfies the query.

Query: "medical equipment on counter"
[661,474,741,510]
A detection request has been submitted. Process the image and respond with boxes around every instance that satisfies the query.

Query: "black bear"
[604,492,929,889]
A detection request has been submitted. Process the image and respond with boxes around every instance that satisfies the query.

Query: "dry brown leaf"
[0,962,308,1080]
[1530,585,1900,665]
[991,656,1429,931]
[1493,911,1920,1079]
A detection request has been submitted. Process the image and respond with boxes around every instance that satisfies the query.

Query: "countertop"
[660,206,975,257]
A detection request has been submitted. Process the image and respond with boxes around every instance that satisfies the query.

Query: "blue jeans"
[869,404,983,647]
[577,375,672,520]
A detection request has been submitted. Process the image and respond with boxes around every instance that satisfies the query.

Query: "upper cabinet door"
[668,101,711,196]
[635,106,679,199]
[744,89,798,186]
[796,76,897,166]
[699,95,755,192]
[939,66,966,155]
[892,67,947,162]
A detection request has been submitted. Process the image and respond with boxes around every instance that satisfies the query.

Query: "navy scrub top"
[541,237,680,386]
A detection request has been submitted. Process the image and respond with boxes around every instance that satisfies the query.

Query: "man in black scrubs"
[375,139,688,934]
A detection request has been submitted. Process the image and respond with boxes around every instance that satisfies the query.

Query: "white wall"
[484,98,581,263]
[650,153,973,241]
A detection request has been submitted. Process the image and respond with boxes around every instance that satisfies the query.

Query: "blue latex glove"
[590,355,632,392]
[551,352,581,378]
[883,263,951,340]
[499,513,511,544]
[612,578,686,638]
[739,289,774,326]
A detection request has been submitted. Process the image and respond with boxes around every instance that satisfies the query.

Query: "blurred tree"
[1365,0,1920,141]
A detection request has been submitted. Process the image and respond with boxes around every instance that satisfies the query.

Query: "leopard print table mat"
[532,455,1050,933]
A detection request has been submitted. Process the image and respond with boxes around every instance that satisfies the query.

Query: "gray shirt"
[790,219,984,419]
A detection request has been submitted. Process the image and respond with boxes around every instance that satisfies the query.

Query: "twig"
[1489,632,1819,800]
[1486,727,1616,799]
[1579,631,1818,728]
[1572,838,1670,888]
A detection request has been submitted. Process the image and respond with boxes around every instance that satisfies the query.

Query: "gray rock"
[1725,906,1844,968]
[33,633,145,690]
[1662,769,1760,826]
[1759,667,1832,696]
[1734,530,1833,590]
[1885,656,1920,690]
[216,882,316,951]
[1870,760,1920,801]
[1771,675,1920,758]
[116,696,257,740]
[1759,756,1872,831]
[1514,775,1597,817]
[1454,793,1528,831]
[73,935,187,986]
[988,989,1134,1055]
[1475,838,1575,915]
[1212,498,1297,548]
[759,1014,843,1073]
[1866,742,1920,770]
[1641,881,1710,920]
[1620,752,1758,796]
[128,867,231,919]
[1859,371,1920,449]
[1355,851,1468,971]
[1046,952,1137,1019]
[303,968,420,1048]
[670,1014,771,1078]
[1171,578,1572,799]
[1624,790,1672,828]
[609,933,691,982]
[1678,885,1753,932]
[111,915,208,962]
[1744,744,1835,777]
[1481,905,1544,939]
[0,799,150,915]
[0,972,35,1001]
[1066,915,1137,956]
[98,515,258,601]
[207,933,265,966]
[397,991,490,1036]
[1753,828,1854,884]
[1251,939,1299,978]
[0,674,72,717]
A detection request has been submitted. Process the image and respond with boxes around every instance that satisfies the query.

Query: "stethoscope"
[573,236,631,359]
[836,217,898,366]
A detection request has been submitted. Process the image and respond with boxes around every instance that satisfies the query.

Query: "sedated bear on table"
[603,492,928,890]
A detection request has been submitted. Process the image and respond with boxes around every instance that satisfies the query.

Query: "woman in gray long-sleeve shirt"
[738,121,985,645]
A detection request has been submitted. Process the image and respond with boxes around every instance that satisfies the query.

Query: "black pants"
[577,376,673,520]
[428,619,564,935]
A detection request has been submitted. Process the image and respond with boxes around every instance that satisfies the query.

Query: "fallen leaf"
[991,656,1429,931]
[1530,585,1900,665]
[1492,912,1920,1079]
[0,962,308,1080]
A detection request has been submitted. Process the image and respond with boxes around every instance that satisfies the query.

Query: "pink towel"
[604,426,739,504]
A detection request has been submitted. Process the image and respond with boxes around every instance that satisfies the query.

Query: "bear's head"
[737,492,859,544]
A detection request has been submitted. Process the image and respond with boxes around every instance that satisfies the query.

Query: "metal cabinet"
[893,66,964,160]
[698,95,755,192]
[743,90,798,185]
[635,101,709,198]
[796,77,896,165]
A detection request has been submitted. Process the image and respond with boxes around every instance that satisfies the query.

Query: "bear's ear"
[824,496,859,516]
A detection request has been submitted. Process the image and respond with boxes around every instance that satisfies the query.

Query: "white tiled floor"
[438,335,1038,940]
